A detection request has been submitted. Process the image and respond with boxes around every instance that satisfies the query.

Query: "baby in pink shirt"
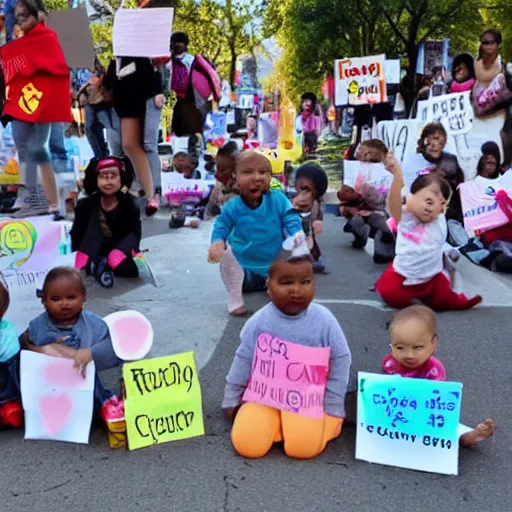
[383,305,495,448]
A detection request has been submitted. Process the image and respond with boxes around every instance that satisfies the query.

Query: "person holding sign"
[222,252,352,459]
[375,155,482,311]
[207,152,303,316]
[19,267,125,422]
[383,305,495,448]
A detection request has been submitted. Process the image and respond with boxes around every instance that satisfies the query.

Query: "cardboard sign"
[334,54,387,106]
[376,119,421,164]
[426,92,473,136]
[21,351,95,443]
[162,172,211,206]
[123,351,205,450]
[113,8,173,58]
[242,335,331,418]
[459,173,512,232]
[46,8,95,69]
[343,160,393,193]
[0,218,75,334]
[356,372,462,475]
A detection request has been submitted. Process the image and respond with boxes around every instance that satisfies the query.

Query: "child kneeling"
[222,254,352,459]
[19,267,124,422]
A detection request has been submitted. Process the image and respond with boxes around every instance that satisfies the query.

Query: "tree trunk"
[229,44,237,90]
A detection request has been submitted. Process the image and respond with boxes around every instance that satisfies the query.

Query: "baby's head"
[235,151,272,206]
[83,157,134,197]
[417,123,447,159]
[477,154,499,179]
[357,139,388,163]
[174,152,195,179]
[451,53,475,84]
[0,279,10,322]
[215,142,238,186]
[42,267,86,324]
[267,255,314,316]
[406,173,451,223]
[294,164,328,210]
[389,305,438,370]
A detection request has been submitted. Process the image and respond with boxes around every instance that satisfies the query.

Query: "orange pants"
[231,403,343,459]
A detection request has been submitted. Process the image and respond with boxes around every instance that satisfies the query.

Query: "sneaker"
[0,400,23,428]
[95,258,114,288]
[145,197,159,217]
[100,396,125,422]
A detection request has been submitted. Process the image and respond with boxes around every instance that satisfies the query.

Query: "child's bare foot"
[459,418,495,448]
[230,306,248,317]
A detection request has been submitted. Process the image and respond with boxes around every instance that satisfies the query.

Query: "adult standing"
[170,32,222,138]
[0,0,71,217]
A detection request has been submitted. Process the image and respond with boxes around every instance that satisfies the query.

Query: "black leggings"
[113,257,139,278]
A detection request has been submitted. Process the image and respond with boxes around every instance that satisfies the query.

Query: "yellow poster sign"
[123,351,205,450]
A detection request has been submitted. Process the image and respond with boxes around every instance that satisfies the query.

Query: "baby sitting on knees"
[223,252,352,459]
[384,305,495,448]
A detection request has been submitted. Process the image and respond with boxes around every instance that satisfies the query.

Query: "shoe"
[145,197,159,217]
[0,400,23,428]
[95,258,114,288]
[100,395,125,422]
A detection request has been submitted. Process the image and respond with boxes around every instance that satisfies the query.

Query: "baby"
[384,305,495,448]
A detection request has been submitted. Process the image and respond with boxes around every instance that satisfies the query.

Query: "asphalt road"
[0,213,509,512]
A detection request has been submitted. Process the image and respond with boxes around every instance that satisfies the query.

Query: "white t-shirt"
[394,209,447,285]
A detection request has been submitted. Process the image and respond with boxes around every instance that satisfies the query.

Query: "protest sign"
[46,8,95,69]
[426,92,473,136]
[0,218,75,334]
[334,54,387,106]
[21,351,95,443]
[0,124,20,185]
[343,160,393,193]
[162,172,211,206]
[123,351,205,450]
[113,8,173,58]
[242,335,331,418]
[459,173,512,232]
[384,59,401,85]
[376,119,421,163]
[356,372,463,475]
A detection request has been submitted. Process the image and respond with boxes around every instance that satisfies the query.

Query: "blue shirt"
[28,310,120,371]
[211,190,302,276]
[0,320,20,363]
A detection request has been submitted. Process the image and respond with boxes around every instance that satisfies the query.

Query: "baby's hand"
[384,152,402,176]
[73,349,93,378]
[224,406,239,423]
[312,220,323,235]
[207,240,226,263]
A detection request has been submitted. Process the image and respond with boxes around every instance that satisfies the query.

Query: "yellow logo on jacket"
[18,82,43,115]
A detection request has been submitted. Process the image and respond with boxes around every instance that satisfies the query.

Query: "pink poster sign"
[242,334,331,418]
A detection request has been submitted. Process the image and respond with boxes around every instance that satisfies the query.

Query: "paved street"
[1,213,510,512]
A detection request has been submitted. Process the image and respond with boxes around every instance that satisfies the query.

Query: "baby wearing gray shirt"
[223,302,352,418]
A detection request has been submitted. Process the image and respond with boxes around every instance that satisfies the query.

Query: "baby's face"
[390,319,437,370]
[406,183,447,223]
[293,177,316,212]
[358,146,385,163]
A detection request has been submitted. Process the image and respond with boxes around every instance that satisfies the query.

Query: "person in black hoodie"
[71,156,141,288]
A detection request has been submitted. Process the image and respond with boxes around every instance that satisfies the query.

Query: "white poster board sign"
[113,8,173,58]
[384,59,401,85]
[376,119,421,163]
[426,92,474,136]
[335,54,388,106]
[356,372,463,475]
[21,351,95,444]
[343,160,392,192]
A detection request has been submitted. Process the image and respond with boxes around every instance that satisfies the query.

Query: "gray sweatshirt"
[222,302,352,417]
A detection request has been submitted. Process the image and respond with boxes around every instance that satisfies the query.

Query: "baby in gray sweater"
[222,253,352,459]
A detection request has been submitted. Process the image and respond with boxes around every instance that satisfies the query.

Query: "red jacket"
[0,23,71,123]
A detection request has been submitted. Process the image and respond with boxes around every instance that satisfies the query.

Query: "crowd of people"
[0,0,504,468]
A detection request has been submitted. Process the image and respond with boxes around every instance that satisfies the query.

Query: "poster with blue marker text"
[356,372,463,475]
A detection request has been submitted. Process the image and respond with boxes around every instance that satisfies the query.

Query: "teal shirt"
[211,190,302,276]
[0,320,20,363]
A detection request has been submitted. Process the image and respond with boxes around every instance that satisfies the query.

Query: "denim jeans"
[85,105,122,159]
[49,122,70,174]
[144,97,162,190]
[11,120,52,189]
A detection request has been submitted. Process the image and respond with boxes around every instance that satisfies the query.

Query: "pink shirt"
[382,354,447,381]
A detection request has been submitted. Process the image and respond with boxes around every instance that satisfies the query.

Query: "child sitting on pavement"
[383,305,495,448]
[208,151,303,316]
[19,267,124,422]
[292,163,329,273]
[338,139,394,263]
[223,250,352,459]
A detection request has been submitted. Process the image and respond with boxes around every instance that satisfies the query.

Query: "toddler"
[19,267,124,422]
[376,155,482,311]
[0,279,22,427]
[223,253,352,459]
[173,152,201,179]
[292,164,328,273]
[72,157,141,288]
[208,151,303,316]
[384,305,495,448]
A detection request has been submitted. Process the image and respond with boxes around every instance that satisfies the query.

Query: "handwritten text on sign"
[243,334,330,418]
[343,160,393,193]
[355,372,463,475]
[334,54,387,106]
[123,351,205,450]
[426,91,473,136]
